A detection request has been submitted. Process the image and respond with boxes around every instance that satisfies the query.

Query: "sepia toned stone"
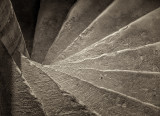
[51,0,160,64]
[38,66,160,116]
[59,8,160,63]
[0,41,45,116]
[44,0,113,64]
[31,0,76,63]
[20,55,96,116]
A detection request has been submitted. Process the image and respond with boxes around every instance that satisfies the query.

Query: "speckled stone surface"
[48,66,160,107]
[0,42,45,116]
[20,55,97,116]
[57,7,160,63]
[31,0,76,63]
[37,65,160,116]
[50,0,160,64]
[52,42,160,71]
[1,0,160,115]
[11,0,40,55]
[44,0,113,64]
[0,0,29,64]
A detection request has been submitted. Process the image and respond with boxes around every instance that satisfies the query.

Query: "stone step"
[59,7,160,63]
[20,55,97,116]
[47,65,160,107]
[0,0,29,66]
[31,0,77,63]
[44,0,113,64]
[11,0,40,55]
[50,0,160,64]
[0,41,45,116]
[37,65,160,116]
[52,42,160,71]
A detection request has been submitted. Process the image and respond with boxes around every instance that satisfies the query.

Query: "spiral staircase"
[0,0,160,115]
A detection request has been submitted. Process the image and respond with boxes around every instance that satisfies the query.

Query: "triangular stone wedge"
[31,0,76,63]
[36,66,160,116]
[11,0,40,55]
[51,42,160,72]
[20,55,97,116]
[44,0,113,64]
[46,66,160,107]
[47,0,160,64]
[58,7,160,63]
[0,0,29,66]
[0,41,45,115]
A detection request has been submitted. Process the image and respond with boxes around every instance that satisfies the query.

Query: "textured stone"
[38,66,160,116]
[58,7,160,63]
[31,0,76,63]
[0,42,45,116]
[11,0,40,55]
[0,0,29,66]
[52,42,160,71]
[51,0,160,64]
[44,0,113,64]
[20,55,96,116]
[48,66,160,107]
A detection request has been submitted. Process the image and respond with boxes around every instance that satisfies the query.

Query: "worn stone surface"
[48,66,160,107]
[0,42,45,116]
[37,66,160,116]
[43,0,113,64]
[50,0,160,64]
[58,8,160,63]
[31,0,76,63]
[0,0,29,65]
[20,55,96,116]
[11,0,40,55]
[52,42,160,71]
[1,0,160,115]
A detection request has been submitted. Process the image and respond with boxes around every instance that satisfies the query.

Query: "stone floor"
[0,0,160,115]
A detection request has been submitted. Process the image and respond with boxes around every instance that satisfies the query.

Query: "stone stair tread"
[59,7,160,63]
[53,42,160,72]
[0,41,45,116]
[1,0,160,115]
[20,55,97,116]
[0,0,29,62]
[47,65,160,107]
[49,0,160,64]
[31,0,76,63]
[36,65,160,116]
[44,0,113,64]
